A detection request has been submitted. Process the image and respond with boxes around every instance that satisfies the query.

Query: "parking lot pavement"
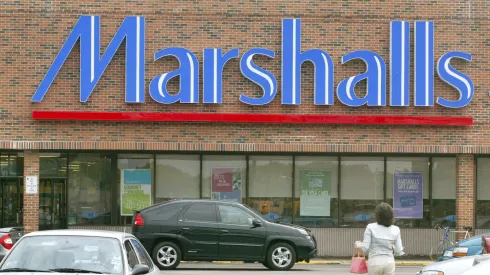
[162,263,422,275]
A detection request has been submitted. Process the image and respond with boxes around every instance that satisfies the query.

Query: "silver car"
[0,227,23,261]
[460,257,490,274]
[0,229,160,275]
[416,254,490,275]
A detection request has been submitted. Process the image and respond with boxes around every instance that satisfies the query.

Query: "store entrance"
[39,179,67,231]
[0,178,23,228]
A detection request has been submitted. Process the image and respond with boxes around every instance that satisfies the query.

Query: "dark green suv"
[132,199,317,271]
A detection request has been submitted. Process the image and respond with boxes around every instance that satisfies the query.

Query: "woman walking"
[355,203,405,275]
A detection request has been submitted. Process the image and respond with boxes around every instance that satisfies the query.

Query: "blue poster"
[393,172,423,219]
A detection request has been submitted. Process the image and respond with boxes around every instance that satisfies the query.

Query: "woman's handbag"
[350,247,368,274]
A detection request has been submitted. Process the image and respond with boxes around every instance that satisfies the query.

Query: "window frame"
[155,154,201,203]
[123,239,140,269]
[247,155,294,224]
[128,238,154,271]
[385,156,431,228]
[431,157,457,228]
[66,152,113,227]
[201,155,247,201]
[338,156,385,227]
[476,157,490,229]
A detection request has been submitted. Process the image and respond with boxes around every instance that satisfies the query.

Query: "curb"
[298,261,342,265]
[181,260,433,266]
[297,261,433,266]
[395,261,433,266]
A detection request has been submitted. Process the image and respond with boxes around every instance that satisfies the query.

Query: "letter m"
[32,16,145,103]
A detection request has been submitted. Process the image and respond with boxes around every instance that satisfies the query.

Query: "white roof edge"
[23,229,134,240]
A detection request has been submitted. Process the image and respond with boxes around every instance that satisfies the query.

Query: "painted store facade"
[1,0,490,256]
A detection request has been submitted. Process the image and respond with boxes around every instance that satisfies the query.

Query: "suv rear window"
[146,202,186,221]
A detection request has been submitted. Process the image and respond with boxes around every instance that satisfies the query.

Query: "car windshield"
[0,235,124,274]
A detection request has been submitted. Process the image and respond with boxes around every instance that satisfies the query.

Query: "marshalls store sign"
[31,16,475,126]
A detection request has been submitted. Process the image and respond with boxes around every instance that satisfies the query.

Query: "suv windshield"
[0,235,123,274]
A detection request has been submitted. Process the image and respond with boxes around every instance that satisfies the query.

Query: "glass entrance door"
[0,178,23,228]
[39,179,67,230]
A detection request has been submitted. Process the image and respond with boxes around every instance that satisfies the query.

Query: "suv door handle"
[182,228,190,231]
[221,229,229,233]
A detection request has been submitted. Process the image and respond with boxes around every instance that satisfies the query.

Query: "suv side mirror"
[131,264,150,275]
[252,219,262,227]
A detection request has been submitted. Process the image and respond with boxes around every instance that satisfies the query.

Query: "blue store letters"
[31,16,474,109]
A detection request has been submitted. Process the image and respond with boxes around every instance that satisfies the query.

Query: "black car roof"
[172,199,242,205]
[139,199,242,213]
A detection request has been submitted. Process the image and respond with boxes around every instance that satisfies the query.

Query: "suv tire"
[266,242,296,270]
[152,241,181,270]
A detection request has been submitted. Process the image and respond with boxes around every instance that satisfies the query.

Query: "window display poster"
[393,172,423,219]
[300,169,331,216]
[211,168,242,203]
[121,169,152,216]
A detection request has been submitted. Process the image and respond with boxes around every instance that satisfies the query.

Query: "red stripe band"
[31,111,473,126]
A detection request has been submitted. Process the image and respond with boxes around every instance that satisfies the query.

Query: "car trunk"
[0,227,24,244]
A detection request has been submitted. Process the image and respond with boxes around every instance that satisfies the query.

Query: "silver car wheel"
[157,246,177,267]
[271,246,292,268]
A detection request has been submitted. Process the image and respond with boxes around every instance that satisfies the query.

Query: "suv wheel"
[152,242,181,270]
[266,243,296,270]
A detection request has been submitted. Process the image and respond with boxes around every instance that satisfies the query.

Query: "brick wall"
[0,1,488,153]
[456,154,475,240]
[22,151,39,233]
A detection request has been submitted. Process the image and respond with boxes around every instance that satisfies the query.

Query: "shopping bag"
[350,247,368,274]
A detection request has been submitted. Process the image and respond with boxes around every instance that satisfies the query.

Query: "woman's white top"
[360,222,405,260]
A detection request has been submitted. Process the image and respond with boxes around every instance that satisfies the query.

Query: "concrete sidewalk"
[181,258,434,266]
[295,259,433,266]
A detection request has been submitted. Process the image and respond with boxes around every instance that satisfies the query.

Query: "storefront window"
[40,153,68,178]
[155,155,200,204]
[202,155,246,202]
[248,156,293,223]
[387,157,430,228]
[477,158,490,229]
[0,152,24,228]
[431,158,456,228]
[0,153,23,177]
[294,156,338,228]
[117,154,154,224]
[67,153,111,226]
[340,157,384,227]
[39,153,68,230]
[56,152,461,229]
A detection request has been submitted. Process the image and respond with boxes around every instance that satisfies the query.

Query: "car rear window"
[146,202,186,221]
[462,236,485,246]
[0,235,123,274]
